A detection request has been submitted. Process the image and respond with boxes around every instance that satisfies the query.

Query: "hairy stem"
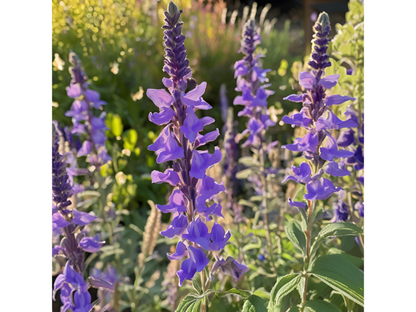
[302,200,315,310]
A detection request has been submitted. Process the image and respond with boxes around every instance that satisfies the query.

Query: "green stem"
[259,144,277,273]
[301,200,315,311]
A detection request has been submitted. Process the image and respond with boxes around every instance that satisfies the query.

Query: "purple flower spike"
[65,100,89,122]
[189,147,222,179]
[208,223,231,251]
[167,241,188,260]
[147,1,239,283]
[156,189,187,213]
[304,178,341,201]
[66,83,82,98]
[160,214,188,238]
[79,235,105,253]
[151,169,180,186]
[182,218,211,249]
[180,107,215,143]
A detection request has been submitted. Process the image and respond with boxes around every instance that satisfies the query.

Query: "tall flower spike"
[282,12,357,207]
[65,52,111,170]
[52,122,111,310]
[232,19,280,270]
[147,1,246,287]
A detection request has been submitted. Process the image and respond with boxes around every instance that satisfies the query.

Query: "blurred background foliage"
[52,1,360,311]
[52,0,303,212]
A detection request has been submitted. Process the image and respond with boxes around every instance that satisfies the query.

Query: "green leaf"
[268,273,302,309]
[106,113,123,137]
[191,273,203,295]
[309,254,364,307]
[238,157,259,167]
[316,222,363,240]
[310,222,363,259]
[242,295,268,312]
[304,300,340,312]
[122,129,138,150]
[175,293,204,312]
[285,219,307,256]
[327,248,363,268]
[243,236,262,252]
[236,168,254,179]
[214,288,252,300]
[238,199,255,208]
[285,306,299,312]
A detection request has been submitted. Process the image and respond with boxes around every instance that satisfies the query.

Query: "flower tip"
[167,1,179,17]
[317,12,330,29]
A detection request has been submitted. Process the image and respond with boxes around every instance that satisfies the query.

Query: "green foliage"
[304,300,341,312]
[285,219,307,257]
[268,273,302,310]
[174,293,204,312]
[309,254,364,307]
[242,295,268,312]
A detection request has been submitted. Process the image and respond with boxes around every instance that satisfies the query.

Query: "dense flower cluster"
[147,1,247,286]
[52,122,112,311]
[233,19,276,148]
[281,12,358,208]
[65,52,111,173]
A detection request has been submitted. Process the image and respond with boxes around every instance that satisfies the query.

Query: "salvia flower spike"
[52,122,112,311]
[281,12,357,209]
[146,1,247,286]
[65,51,111,170]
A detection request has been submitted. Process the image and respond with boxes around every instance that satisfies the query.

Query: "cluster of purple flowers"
[281,12,358,209]
[233,19,276,148]
[147,1,247,286]
[52,122,112,311]
[65,52,111,175]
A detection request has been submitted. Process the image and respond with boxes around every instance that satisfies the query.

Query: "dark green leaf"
[285,219,307,256]
[309,254,364,307]
[304,300,341,312]
[175,293,204,312]
[268,273,301,309]
[242,295,268,312]
[214,288,252,300]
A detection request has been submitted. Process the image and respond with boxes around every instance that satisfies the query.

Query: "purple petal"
[182,219,210,249]
[160,214,188,238]
[156,189,187,213]
[177,257,197,286]
[323,161,351,177]
[66,83,82,98]
[299,71,316,89]
[288,198,306,209]
[79,236,105,253]
[325,95,356,106]
[146,88,174,108]
[190,147,222,179]
[151,169,180,186]
[318,74,339,89]
[180,107,215,143]
[77,141,92,157]
[195,129,220,147]
[283,94,304,102]
[156,131,184,163]
[188,246,210,272]
[72,209,97,226]
[149,107,175,125]
[167,241,188,260]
